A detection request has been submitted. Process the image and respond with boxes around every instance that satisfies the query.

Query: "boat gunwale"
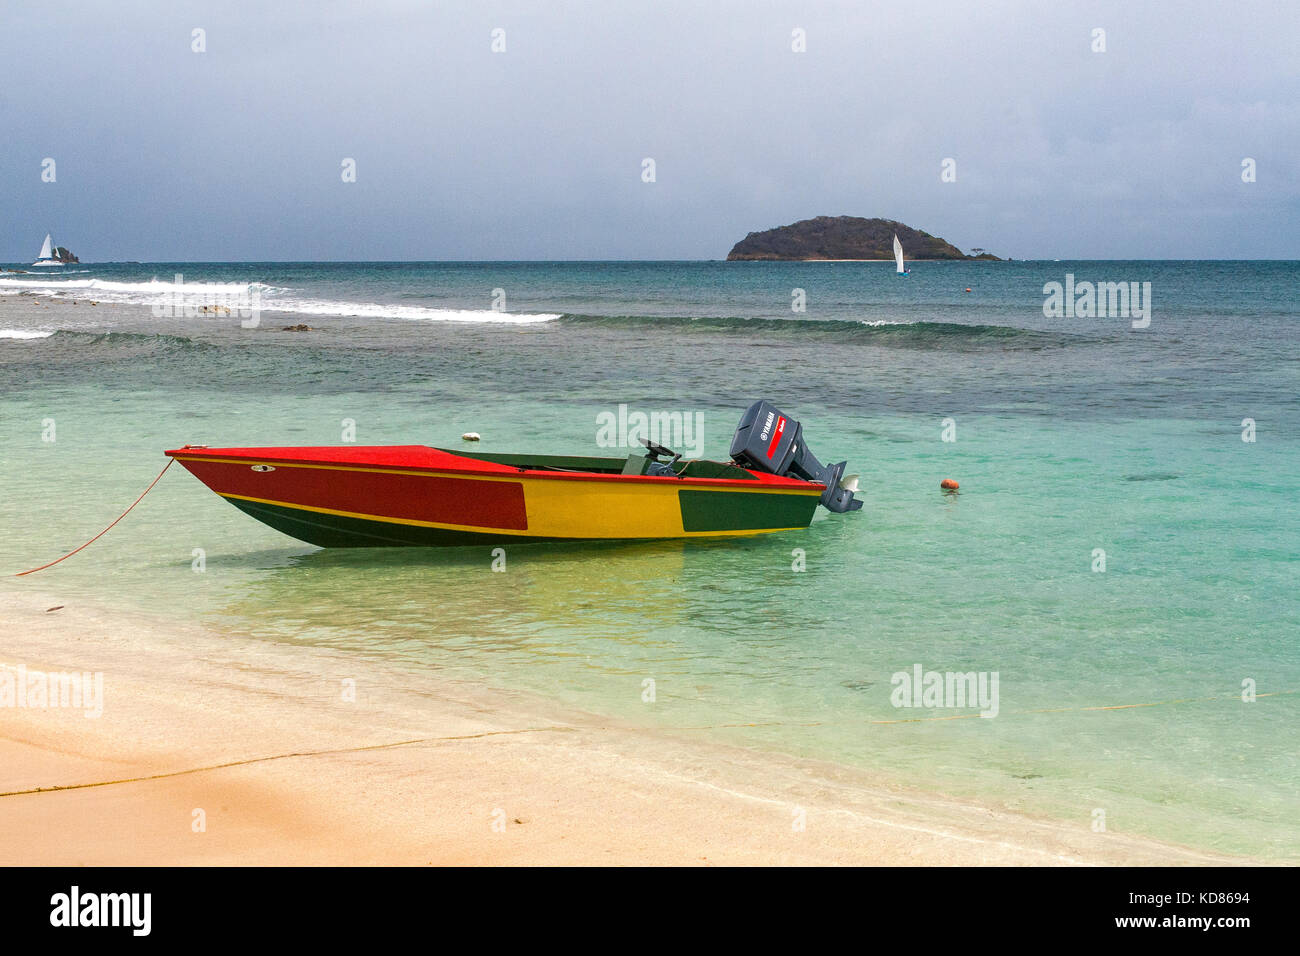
[163,448,827,493]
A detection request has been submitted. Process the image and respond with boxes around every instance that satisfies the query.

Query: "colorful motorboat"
[165,401,862,548]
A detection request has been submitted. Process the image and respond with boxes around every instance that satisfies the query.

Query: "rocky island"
[726,216,999,261]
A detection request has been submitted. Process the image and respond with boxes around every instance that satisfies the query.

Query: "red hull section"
[178,456,528,531]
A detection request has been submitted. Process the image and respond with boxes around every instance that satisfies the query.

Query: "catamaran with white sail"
[32,234,62,267]
[31,233,77,267]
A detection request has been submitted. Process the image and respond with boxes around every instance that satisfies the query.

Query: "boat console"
[637,438,681,476]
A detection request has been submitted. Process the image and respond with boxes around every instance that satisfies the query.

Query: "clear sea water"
[2,260,1297,858]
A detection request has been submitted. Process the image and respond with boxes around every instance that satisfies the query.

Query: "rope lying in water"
[14,458,174,577]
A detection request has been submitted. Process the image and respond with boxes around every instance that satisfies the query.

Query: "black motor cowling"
[729,400,862,513]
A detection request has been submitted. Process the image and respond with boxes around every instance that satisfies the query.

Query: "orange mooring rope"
[14,458,175,576]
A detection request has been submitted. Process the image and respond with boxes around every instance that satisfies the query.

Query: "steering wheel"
[639,437,678,459]
[638,437,682,475]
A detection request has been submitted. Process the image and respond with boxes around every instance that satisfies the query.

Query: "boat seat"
[621,453,651,475]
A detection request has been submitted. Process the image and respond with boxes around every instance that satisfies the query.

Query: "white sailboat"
[32,234,63,267]
[893,233,908,275]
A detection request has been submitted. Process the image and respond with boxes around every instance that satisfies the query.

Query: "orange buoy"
[940,479,959,490]
[964,287,972,293]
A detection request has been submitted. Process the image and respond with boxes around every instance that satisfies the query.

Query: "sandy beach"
[0,586,1247,866]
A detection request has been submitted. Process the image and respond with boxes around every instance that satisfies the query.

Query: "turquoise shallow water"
[1,260,1297,857]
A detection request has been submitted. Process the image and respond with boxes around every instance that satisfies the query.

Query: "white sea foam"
[0,276,559,325]
[0,277,268,296]
[0,329,54,339]
[260,297,560,324]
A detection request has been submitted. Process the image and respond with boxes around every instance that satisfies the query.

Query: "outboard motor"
[729,400,862,513]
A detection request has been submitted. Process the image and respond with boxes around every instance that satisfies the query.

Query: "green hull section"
[677,489,818,532]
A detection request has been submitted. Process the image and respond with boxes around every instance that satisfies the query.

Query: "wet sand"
[0,587,1245,866]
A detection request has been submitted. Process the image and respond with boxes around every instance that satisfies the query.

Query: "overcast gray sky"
[3,0,1297,261]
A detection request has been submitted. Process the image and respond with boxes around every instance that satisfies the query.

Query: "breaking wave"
[555,314,1093,348]
[0,276,272,297]
[17,330,212,353]
[0,329,55,340]
[1,275,1084,339]
[257,297,559,324]
[0,276,559,325]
